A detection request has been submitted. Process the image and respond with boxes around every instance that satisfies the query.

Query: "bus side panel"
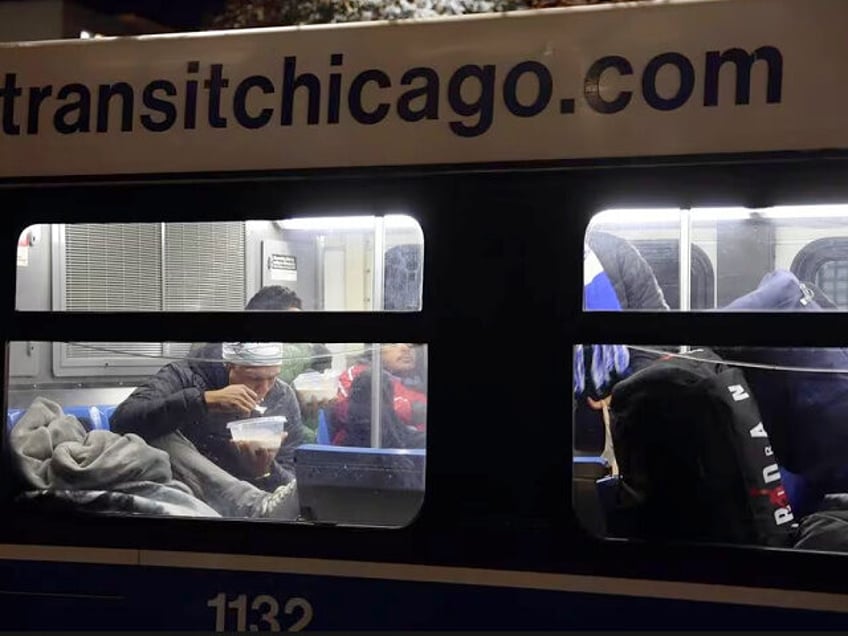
[1,558,846,630]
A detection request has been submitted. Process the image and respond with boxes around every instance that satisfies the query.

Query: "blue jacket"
[719,270,848,514]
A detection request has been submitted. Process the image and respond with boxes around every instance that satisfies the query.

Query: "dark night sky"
[74,0,227,30]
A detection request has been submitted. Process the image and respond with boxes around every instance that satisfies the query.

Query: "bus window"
[791,237,848,309]
[6,340,427,527]
[572,342,848,552]
[576,203,848,550]
[16,215,424,314]
[813,260,848,308]
[583,209,682,311]
[8,216,426,527]
[585,205,848,312]
[14,217,424,377]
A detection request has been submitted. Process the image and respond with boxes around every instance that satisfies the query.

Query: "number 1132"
[207,593,314,632]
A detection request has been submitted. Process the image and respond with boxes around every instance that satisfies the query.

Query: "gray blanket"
[9,397,220,517]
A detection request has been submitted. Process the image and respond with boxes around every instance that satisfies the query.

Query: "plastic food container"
[226,416,287,455]
[293,370,340,402]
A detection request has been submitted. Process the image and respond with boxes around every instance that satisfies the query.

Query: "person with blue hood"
[576,242,630,397]
[575,232,669,454]
[718,270,848,516]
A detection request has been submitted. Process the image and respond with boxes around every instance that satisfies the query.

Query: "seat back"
[573,456,611,537]
[316,409,331,445]
[295,444,425,526]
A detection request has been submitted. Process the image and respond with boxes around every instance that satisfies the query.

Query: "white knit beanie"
[221,342,284,366]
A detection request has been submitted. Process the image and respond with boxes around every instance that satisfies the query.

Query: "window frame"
[630,238,716,310]
[791,236,848,308]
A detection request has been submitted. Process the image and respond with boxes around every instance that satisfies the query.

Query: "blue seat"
[90,406,111,431]
[95,405,117,430]
[574,455,610,477]
[777,465,848,518]
[595,475,622,530]
[316,409,331,445]
[62,406,110,431]
[6,409,23,432]
[6,405,115,433]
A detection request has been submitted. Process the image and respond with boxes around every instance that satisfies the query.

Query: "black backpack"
[608,348,796,547]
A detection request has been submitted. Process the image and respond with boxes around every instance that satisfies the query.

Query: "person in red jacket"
[331,343,427,448]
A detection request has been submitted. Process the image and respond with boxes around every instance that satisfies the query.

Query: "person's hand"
[204,384,258,415]
[231,433,288,478]
[587,395,612,411]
